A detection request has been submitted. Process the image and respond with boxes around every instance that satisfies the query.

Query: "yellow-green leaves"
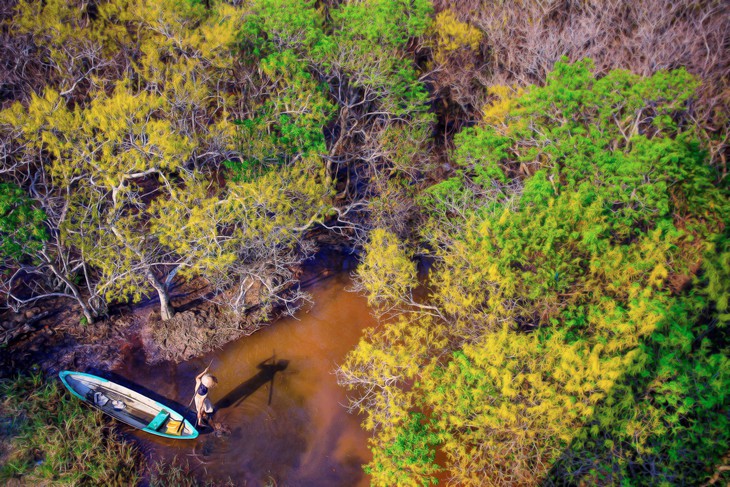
[149,173,235,281]
[357,229,418,312]
[5,82,191,191]
[420,326,626,486]
[338,314,447,431]
[430,9,482,64]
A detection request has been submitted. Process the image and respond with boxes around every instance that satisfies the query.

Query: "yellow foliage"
[482,85,524,127]
[421,325,626,486]
[357,229,418,311]
[648,263,668,288]
[13,0,130,57]
[338,314,447,433]
[431,9,483,64]
[148,174,235,279]
[225,155,331,242]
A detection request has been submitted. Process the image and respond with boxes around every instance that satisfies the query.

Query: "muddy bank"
[0,281,272,376]
[0,307,138,377]
[0,247,360,378]
[141,247,358,363]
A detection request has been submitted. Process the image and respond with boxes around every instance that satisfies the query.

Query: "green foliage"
[0,183,48,263]
[241,0,327,56]
[234,1,334,176]
[550,296,730,485]
[236,0,434,173]
[701,230,730,325]
[0,373,139,485]
[345,60,730,486]
[324,0,432,119]
[332,0,432,49]
[257,49,334,159]
[452,126,509,183]
[366,413,440,487]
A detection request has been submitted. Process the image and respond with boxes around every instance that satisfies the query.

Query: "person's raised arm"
[195,364,211,382]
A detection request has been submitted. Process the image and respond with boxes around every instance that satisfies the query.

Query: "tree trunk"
[157,287,175,321]
[146,269,175,321]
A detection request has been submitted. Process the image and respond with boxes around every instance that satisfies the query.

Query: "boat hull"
[59,371,199,440]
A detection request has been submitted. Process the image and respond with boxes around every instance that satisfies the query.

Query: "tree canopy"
[1,1,728,484]
[342,59,729,486]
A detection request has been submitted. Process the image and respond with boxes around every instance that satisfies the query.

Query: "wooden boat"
[59,371,199,440]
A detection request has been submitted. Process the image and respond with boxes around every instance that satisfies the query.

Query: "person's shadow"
[215,356,289,409]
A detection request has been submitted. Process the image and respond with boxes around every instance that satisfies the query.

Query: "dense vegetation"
[0,373,218,485]
[1,0,728,485]
[0,373,139,484]
[343,60,729,485]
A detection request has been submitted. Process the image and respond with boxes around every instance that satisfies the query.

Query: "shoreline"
[0,245,360,380]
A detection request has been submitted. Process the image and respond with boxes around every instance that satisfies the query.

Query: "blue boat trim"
[58,370,199,440]
[59,370,107,403]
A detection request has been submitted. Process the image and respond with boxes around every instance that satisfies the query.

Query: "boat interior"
[65,374,190,436]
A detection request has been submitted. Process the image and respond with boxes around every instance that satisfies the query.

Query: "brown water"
[115,269,375,486]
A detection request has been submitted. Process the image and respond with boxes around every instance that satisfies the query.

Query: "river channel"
[113,260,375,486]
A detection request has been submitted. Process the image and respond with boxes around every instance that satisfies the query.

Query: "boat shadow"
[216,357,289,409]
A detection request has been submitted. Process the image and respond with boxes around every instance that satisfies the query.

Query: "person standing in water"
[194,365,218,426]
